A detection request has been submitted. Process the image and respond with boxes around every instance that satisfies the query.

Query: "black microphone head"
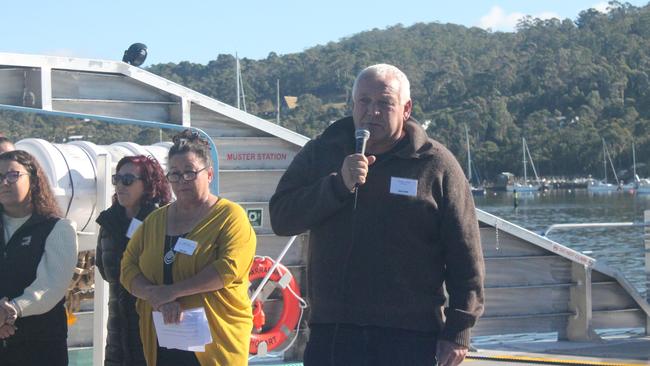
[355,129,370,140]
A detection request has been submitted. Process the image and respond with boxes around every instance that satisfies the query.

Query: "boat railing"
[542,222,649,236]
[475,209,650,341]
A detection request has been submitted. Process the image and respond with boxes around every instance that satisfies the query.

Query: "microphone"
[353,129,370,210]
[355,128,370,155]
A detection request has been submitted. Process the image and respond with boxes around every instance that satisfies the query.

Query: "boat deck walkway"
[469,336,650,365]
[246,336,650,366]
[71,336,650,365]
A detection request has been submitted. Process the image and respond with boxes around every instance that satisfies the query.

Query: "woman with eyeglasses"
[95,155,171,366]
[0,150,78,366]
[121,130,256,366]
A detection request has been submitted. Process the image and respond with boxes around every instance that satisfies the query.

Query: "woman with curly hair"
[0,150,78,366]
[96,155,171,366]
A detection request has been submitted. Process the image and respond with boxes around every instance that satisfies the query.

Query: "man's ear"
[403,99,413,120]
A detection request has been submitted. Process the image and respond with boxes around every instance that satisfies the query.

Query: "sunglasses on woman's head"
[111,173,141,186]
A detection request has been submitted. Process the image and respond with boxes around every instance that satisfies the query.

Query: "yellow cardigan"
[121,198,256,366]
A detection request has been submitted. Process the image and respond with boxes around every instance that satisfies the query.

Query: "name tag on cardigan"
[126,218,143,238]
[174,238,198,256]
[390,177,418,196]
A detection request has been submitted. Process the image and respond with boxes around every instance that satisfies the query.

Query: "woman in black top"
[96,155,171,366]
[0,150,78,366]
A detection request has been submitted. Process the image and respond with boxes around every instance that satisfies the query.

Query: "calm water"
[474,189,649,298]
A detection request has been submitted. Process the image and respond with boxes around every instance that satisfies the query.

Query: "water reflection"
[475,189,648,297]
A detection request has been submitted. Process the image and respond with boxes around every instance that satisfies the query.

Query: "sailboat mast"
[605,143,619,184]
[236,53,240,110]
[602,138,608,182]
[465,125,471,181]
[276,79,280,125]
[522,137,527,183]
[235,54,247,112]
[525,139,540,182]
[633,141,637,178]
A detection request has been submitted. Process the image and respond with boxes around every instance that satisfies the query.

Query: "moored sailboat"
[587,138,620,193]
[465,125,485,196]
[506,137,541,192]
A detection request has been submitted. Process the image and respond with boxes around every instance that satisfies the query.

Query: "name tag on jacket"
[126,218,143,238]
[174,238,198,256]
[390,177,418,196]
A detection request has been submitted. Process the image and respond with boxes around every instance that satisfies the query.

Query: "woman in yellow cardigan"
[121,130,256,366]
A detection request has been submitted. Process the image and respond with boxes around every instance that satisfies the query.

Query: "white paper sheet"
[152,307,213,352]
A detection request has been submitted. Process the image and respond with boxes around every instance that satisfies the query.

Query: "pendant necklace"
[164,235,176,264]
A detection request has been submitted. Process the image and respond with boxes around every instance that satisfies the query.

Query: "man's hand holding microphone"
[341,152,375,191]
[342,129,375,209]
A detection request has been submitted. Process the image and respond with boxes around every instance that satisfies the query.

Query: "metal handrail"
[250,235,298,303]
[542,222,649,236]
[0,103,221,194]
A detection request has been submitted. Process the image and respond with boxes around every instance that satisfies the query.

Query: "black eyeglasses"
[0,171,29,184]
[111,173,141,186]
[166,167,208,183]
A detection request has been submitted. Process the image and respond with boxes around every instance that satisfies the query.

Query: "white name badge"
[126,218,143,238]
[390,177,418,197]
[174,238,198,256]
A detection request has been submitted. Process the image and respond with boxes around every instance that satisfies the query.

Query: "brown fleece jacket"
[269,116,485,347]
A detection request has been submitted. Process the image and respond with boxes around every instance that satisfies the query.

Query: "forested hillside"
[148,2,650,180]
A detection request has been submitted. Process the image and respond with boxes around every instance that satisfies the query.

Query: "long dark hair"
[168,129,212,167]
[113,155,171,207]
[0,150,61,218]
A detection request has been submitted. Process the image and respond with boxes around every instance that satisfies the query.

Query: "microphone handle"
[353,134,368,209]
[353,143,365,210]
[353,186,359,210]
[355,137,367,155]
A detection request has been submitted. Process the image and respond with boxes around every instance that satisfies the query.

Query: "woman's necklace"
[163,235,176,265]
[164,200,211,264]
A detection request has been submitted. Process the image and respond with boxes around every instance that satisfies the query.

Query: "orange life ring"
[249,257,301,355]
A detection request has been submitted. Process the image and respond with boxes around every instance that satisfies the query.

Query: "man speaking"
[270,64,484,366]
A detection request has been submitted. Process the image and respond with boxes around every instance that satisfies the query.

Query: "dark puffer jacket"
[96,203,157,366]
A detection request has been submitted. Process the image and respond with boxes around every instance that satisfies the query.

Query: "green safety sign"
[247,208,263,227]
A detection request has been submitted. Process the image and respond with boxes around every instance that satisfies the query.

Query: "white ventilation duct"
[15,138,170,251]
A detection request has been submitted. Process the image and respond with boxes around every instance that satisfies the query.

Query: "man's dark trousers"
[304,323,438,366]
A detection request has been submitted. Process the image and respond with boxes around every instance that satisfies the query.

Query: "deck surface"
[70,336,650,365]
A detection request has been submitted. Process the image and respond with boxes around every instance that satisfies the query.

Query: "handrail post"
[93,153,111,366]
[565,262,600,341]
[645,210,650,335]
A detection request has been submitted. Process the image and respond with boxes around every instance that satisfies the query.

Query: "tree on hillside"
[142,2,650,180]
